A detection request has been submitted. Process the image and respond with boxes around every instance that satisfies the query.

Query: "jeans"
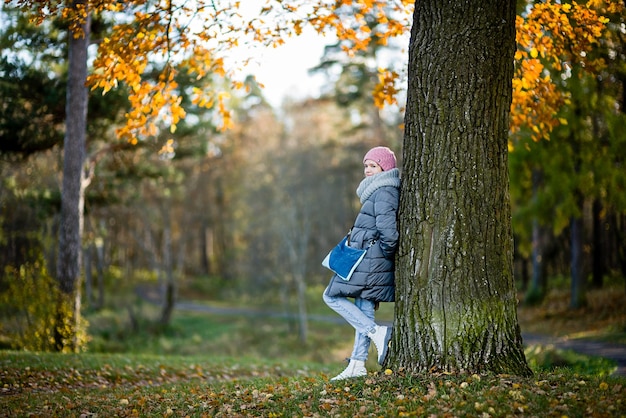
[323,286,377,361]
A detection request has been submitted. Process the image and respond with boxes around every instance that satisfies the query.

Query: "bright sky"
[229,29,410,109]
[230,29,334,108]
[220,1,340,108]
[208,1,409,110]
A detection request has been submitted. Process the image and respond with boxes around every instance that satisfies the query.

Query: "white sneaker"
[367,325,392,365]
[330,359,367,381]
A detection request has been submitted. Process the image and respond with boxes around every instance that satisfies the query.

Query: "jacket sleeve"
[373,187,399,259]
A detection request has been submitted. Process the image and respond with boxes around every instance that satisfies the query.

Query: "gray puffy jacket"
[325,168,400,302]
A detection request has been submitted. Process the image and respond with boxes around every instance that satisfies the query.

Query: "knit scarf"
[356,168,401,204]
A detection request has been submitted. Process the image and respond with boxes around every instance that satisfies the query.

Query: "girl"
[323,146,400,380]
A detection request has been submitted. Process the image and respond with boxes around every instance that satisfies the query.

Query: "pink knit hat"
[363,146,397,171]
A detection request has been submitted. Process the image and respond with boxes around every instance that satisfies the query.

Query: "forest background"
[0,0,625,359]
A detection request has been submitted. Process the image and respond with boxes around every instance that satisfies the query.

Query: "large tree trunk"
[393,0,531,376]
[55,1,90,352]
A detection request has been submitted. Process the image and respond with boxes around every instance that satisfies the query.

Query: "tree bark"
[393,0,531,376]
[55,0,89,351]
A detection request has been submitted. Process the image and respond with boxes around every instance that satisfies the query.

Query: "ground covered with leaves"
[2,283,624,416]
[1,351,625,417]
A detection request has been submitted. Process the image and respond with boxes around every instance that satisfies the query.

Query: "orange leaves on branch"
[511,71,567,145]
[307,0,412,56]
[296,0,411,109]
[23,0,619,145]
[516,1,609,73]
[115,72,187,144]
[241,0,411,61]
[83,1,240,143]
[373,69,399,108]
[511,0,620,143]
[217,92,233,132]
[20,0,414,142]
[10,0,93,37]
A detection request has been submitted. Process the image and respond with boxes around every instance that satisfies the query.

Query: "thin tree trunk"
[570,195,586,309]
[84,246,93,305]
[591,199,604,289]
[616,213,626,292]
[531,220,546,292]
[526,169,547,304]
[394,0,531,376]
[200,220,211,276]
[520,255,529,290]
[214,178,228,278]
[295,272,308,343]
[160,218,176,325]
[281,200,310,343]
[95,235,105,309]
[55,1,89,352]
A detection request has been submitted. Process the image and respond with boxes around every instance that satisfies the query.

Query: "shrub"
[0,259,88,352]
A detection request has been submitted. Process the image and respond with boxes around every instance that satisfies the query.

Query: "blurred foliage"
[525,344,617,376]
[517,281,626,344]
[0,259,88,352]
[0,8,128,158]
[509,0,626,307]
[0,174,58,271]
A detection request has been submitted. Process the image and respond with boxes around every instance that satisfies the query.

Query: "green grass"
[1,280,625,416]
[525,343,618,376]
[1,351,624,417]
[86,302,386,370]
[85,283,394,366]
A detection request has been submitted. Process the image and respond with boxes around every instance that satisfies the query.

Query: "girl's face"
[364,159,383,177]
